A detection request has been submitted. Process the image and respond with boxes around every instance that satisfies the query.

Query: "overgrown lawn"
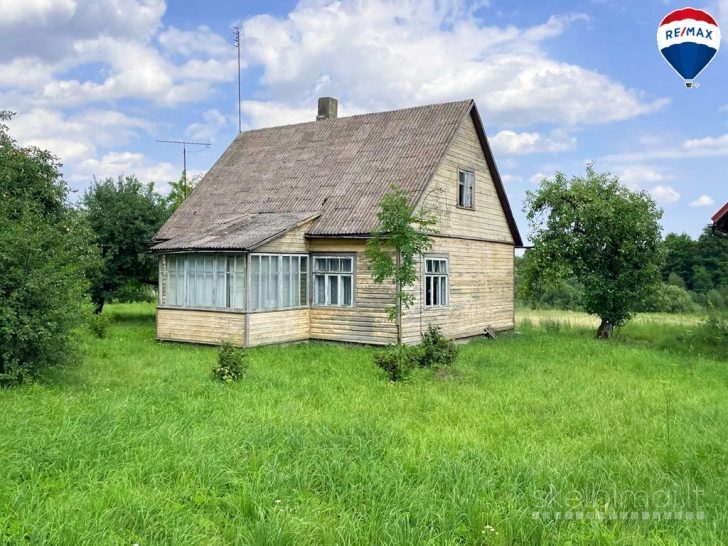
[1,304,726,545]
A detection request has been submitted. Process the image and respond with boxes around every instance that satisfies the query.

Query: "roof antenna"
[156,140,211,197]
[233,27,243,134]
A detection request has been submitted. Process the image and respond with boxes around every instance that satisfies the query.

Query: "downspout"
[244,251,251,347]
[396,248,402,344]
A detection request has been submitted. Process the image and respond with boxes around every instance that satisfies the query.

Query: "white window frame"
[313,255,355,307]
[249,253,309,312]
[458,169,474,209]
[424,257,449,308]
[162,253,246,311]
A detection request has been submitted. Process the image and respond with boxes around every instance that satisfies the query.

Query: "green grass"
[1,304,727,545]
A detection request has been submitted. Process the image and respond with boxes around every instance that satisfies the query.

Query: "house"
[712,202,728,238]
[151,98,522,347]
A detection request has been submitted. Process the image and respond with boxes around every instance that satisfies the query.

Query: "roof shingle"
[154,99,522,249]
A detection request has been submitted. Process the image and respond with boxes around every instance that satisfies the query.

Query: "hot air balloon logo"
[657,7,721,87]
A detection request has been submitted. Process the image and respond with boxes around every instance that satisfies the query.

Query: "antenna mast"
[233,27,242,134]
[155,140,210,196]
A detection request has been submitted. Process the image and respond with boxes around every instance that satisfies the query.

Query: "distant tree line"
[517,227,728,314]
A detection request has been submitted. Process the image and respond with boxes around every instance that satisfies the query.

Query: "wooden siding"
[254,220,314,253]
[248,309,310,346]
[401,237,514,344]
[157,308,245,345]
[418,115,514,243]
[308,239,397,345]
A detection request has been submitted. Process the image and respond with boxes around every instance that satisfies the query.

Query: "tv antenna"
[233,27,242,133]
[156,139,210,195]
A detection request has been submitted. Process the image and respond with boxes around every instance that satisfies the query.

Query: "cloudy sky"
[2,0,727,239]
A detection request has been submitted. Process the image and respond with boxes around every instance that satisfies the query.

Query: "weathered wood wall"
[255,220,315,253]
[417,114,514,243]
[401,237,514,344]
[157,308,245,345]
[308,239,397,345]
[248,309,310,346]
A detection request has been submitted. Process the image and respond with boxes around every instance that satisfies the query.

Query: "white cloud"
[501,174,523,183]
[605,133,728,162]
[612,165,669,189]
[186,110,228,141]
[491,130,575,154]
[72,151,183,187]
[528,172,550,184]
[690,195,715,207]
[240,1,667,126]
[650,185,681,203]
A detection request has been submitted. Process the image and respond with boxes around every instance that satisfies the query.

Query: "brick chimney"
[316,97,338,121]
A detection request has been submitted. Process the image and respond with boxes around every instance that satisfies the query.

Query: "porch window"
[313,256,354,307]
[249,254,308,311]
[164,254,245,310]
[425,258,448,307]
[458,169,474,209]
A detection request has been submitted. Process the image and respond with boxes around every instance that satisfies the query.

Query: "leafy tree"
[696,227,728,288]
[166,172,203,212]
[661,233,698,286]
[83,175,170,313]
[667,272,686,290]
[523,165,663,338]
[366,185,437,342]
[692,265,714,294]
[0,112,101,384]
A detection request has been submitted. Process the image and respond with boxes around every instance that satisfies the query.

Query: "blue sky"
[2,0,727,240]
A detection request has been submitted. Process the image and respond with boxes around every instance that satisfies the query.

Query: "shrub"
[702,311,728,344]
[540,318,563,334]
[519,317,534,331]
[212,342,248,383]
[374,343,420,382]
[88,313,111,339]
[114,281,156,304]
[418,325,458,368]
[641,283,701,314]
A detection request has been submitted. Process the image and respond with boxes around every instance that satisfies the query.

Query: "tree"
[82,175,170,313]
[166,172,203,212]
[365,185,437,342]
[692,265,714,294]
[523,165,664,339]
[662,233,698,286]
[0,112,101,383]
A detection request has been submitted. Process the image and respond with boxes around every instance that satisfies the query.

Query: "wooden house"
[151,98,523,346]
[712,202,728,238]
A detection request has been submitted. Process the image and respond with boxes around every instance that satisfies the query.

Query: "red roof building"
[712,202,728,237]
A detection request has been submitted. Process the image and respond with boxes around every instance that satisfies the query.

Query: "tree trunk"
[94,297,105,315]
[596,319,613,339]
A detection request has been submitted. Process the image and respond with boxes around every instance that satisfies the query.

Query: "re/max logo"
[665,27,714,40]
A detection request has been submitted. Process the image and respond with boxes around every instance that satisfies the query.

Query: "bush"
[374,343,420,382]
[641,283,702,314]
[114,281,156,304]
[702,311,728,344]
[540,318,564,333]
[88,313,111,339]
[418,325,458,368]
[212,341,248,383]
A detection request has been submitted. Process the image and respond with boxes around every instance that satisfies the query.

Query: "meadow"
[1,304,727,545]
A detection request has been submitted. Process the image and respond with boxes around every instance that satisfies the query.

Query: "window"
[164,254,245,310]
[313,256,354,307]
[458,169,474,208]
[250,254,308,311]
[425,258,448,307]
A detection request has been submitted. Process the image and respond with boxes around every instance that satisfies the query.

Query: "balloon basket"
[685,82,693,88]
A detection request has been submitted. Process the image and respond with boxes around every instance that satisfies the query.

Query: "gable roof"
[713,202,728,234]
[153,99,522,250]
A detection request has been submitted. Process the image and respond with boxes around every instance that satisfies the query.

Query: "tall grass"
[0,304,726,545]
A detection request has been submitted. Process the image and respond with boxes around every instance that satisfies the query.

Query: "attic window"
[458,170,474,209]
